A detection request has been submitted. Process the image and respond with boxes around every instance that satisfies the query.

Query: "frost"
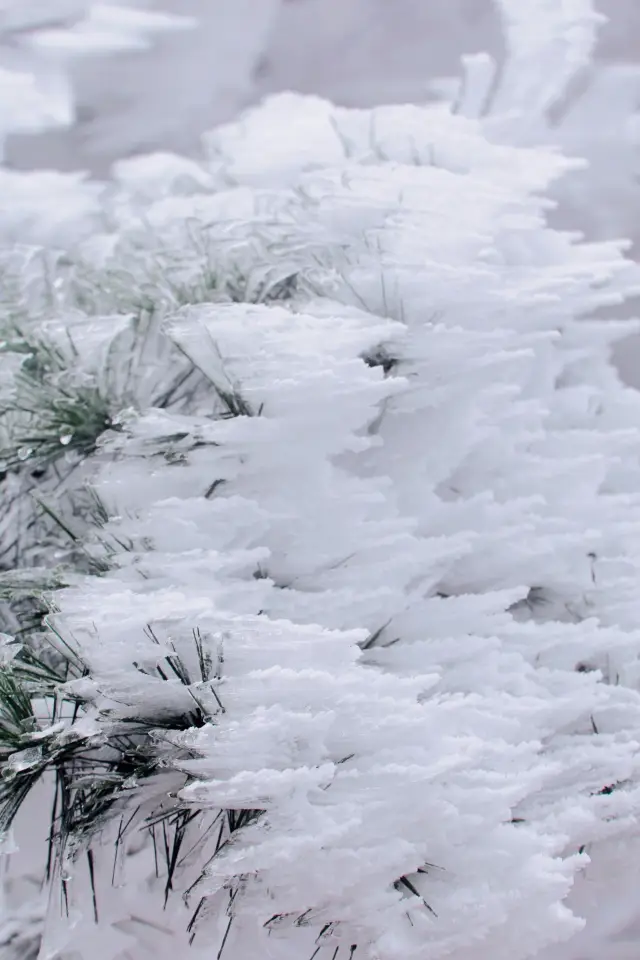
[1,2,640,960]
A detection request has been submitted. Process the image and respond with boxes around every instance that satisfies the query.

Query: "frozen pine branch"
[2,3,640,960]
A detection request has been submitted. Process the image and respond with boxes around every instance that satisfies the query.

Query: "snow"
[2,2,640,959]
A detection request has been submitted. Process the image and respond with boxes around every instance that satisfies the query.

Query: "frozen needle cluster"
[1,3,640,960]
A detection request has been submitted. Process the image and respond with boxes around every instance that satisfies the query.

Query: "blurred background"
[3,0,639,175]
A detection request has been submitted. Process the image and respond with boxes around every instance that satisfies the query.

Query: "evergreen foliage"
[2,2,640,960]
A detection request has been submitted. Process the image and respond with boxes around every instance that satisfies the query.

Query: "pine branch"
[0,628,227,860]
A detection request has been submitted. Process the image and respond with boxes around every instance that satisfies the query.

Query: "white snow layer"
[1,2,640,960]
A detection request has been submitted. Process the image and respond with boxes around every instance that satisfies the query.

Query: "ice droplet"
[59,434,72,446]
[0,829,18,855]
[2,747,43,781]
[18,446,33,461]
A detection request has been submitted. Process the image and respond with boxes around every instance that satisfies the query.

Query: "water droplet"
[59,434,72,446]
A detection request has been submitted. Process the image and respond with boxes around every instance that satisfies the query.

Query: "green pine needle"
[0,667,37,752]
[4,383,115,472]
